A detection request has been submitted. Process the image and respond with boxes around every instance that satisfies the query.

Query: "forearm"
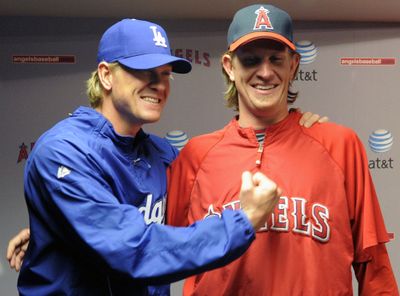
[128,210,254,284]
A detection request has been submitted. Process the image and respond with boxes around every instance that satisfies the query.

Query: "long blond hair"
[86,62,119,108]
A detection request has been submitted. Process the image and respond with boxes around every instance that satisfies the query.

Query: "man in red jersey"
[167,4,399,296]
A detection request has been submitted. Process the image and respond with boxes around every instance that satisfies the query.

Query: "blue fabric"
[97,19,191,73]
[18,106,255,295]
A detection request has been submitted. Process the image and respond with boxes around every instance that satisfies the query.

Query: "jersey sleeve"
[26,138,255,285]
[166,133,223,227]
[166,141,197,227]
[345,135,399,295]
[307,124,398,294]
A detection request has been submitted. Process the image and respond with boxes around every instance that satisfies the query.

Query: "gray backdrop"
[0,17,398,295]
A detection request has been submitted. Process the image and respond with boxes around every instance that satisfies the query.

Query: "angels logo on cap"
[253,6,273,30]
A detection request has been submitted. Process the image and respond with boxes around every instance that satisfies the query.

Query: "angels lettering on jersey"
[204,196,330,243]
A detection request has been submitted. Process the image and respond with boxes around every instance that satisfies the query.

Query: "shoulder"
[299,121,366,170]
[30,112,104,165]
[169,126,227,172]
[301,121,359,146]
[181,127,226,158]
[32,130,88,164]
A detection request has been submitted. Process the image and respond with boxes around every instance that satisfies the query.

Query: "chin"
[142,115,162,124]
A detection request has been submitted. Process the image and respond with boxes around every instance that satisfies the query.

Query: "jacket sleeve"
[326,128,398,295]
[27,138,255,285]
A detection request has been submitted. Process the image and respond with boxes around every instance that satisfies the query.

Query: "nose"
[257,60,274,79]
[148,72,169,91]
[149,71,169,87]
[149,71,161,83]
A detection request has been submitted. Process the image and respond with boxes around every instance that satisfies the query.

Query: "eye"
[240,55,262,67]
[130,69,152,80]
[270,55,284,64]
[159,71,173,82]
[162,71,172,77]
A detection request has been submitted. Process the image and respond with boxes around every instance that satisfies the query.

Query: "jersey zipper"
[255,141,264,167]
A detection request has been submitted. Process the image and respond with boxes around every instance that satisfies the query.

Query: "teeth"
[142,97,160,104]
[255,85,274,90]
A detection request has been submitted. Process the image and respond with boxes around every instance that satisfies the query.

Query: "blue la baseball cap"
[97,18,192,73]
[227,4,296,52]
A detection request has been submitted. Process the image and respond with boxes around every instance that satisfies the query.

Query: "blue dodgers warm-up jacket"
[18,106,255,295]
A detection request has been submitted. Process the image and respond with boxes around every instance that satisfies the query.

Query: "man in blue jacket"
[14,18,282,295]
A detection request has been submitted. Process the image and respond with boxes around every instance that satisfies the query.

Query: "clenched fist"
[240,171,281,230]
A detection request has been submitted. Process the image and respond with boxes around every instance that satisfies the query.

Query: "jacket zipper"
[107,276,113,295]
[256,141,264,167]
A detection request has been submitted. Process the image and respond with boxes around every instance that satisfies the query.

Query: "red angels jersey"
[167,112,398,296]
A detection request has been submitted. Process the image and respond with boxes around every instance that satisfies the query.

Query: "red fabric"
[167,112,398,296]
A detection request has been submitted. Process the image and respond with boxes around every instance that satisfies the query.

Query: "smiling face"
[97,62,172,136]
[222,39,299,128]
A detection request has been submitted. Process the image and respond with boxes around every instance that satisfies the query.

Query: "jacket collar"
[72,106,149,149]
[229,111,302,144]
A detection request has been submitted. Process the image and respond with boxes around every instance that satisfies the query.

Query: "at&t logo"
[294,40,318,82]
[165,130,189,151]
[368,129,394,169]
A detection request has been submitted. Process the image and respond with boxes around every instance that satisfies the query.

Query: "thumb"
[241,171,253,192]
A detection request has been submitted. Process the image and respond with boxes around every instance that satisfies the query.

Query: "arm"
[349,139,399,295]
[304,125,398,294]
[336,132,398,295]
[27,138,278,284]
[353,244,399,295]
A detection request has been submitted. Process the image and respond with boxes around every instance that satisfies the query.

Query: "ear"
[97,62,113,91]
[290,53,300,81]
[222,54,235,81]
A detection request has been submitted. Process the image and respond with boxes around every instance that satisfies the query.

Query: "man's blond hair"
[86,62,119,108]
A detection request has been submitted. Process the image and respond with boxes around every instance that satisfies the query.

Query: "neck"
[238,108,289,129]
[95,103,141,137]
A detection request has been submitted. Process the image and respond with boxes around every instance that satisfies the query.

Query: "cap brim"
[118,53,192,74]
[229,32,296,52]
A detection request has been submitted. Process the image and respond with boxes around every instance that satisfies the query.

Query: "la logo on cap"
[150,26,167,48]
[253,6,273,30]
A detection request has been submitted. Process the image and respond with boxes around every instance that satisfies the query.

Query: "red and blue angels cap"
[227,4,296,52]
[97,18,192,73]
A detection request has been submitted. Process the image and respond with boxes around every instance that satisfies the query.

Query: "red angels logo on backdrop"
[172,49,211,67]
[253,6,273,30]
[17,142,35,163]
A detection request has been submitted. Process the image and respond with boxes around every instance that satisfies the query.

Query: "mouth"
[141,96,161,104]
[253,84,277,91]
